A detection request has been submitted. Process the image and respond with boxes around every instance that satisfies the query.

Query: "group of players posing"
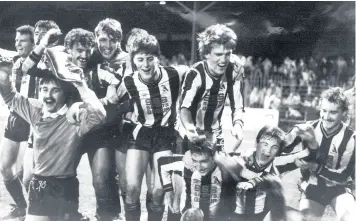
[0,17,354,221]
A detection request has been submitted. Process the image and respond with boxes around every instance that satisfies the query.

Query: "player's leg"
[330,191,356,221]
[0,135,27,219]
[125,148,150,221]
[299,199,325,221]
[167,173,184,221]
[145,158,154,213]
[148,127,175,221]
[23,132,34,191]
[87,143,121,220]
[299,184,326,221]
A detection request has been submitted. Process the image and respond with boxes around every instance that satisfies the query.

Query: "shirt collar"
[42,104,68,119]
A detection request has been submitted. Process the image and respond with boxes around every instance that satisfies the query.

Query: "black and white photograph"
[0,1,355,221]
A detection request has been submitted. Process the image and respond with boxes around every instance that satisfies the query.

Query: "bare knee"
[126,185,141,203]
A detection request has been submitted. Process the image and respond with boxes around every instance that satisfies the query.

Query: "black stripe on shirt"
[183,167,193,212]
[319,150,355,183]
[336,127,354,169]
[204,78,220,131]
[189,63,206,123]
[200,173,212,221]
[165,67,180,127]
[124,76,146,125]
[245,190,257,214]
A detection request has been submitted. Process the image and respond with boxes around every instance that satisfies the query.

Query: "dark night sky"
[0,1,354,62]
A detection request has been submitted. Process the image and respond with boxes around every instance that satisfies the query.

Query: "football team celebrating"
[0,17,354,221]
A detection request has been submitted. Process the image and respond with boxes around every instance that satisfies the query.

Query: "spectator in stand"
[262,57,272,76]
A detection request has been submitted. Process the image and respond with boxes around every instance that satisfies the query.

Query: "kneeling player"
[214,125,308,221]
[158,141,233,221]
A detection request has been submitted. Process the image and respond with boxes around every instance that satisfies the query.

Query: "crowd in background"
[159,53,355,124]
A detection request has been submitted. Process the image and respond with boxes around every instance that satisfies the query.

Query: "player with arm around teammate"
[214,125,310,221]
[284,87,355,221]
[178,24,245,154]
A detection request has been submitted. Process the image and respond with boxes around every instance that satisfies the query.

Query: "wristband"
[29,51,42,63]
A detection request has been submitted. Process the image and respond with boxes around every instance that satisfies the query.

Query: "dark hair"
[256,125,286,152]
[197,24,237,60]
[39,75,78,104]
[64,28,95,50]
[34,20,60,32]
[16,25,35,44]
[130,34,160,67]
[190,141,215,157]
[95,18,123,43]
[320,87,349,113]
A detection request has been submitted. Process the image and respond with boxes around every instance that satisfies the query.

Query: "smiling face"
[96,31,119,61]
[132,52,158,82]
[320,98,345,133]
[191,152,215,176]
[39,80,66,113]
[205,44,233,77]
[255,136,280,166]
[15,32,34,58]
[69,43,91,69]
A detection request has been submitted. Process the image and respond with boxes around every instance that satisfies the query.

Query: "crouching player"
[213,125,311,221]
[0,57,106,221]
[158,140,237,221]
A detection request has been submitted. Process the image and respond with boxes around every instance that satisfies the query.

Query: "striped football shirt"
[123,66,180,128]
[158,153,229,220]
[284,120,355,187]
[180,60,244,133]
[12,57,37,98]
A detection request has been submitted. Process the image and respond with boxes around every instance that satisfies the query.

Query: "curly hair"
[95,18,123,42]
[320,87,349,113]
[16,25,35,44]
[34,20,60,32]
[129,34,160,65]
[64,28,95,50]
[125,28,149,53]
[197,24,237,59]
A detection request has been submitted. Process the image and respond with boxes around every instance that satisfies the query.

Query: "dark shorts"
[300,184,351,206]
[4,111,30,142]
[131,126,176,154]
[80,124,121,154]
[111,122,135,153]
[28,175,79,217]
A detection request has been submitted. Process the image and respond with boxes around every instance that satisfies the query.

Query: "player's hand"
[66,102,84,124]
[186,127,205,143]
[0,63,12,82]
[236,182,254,191]
[105,84,119,104]
[295,159,318,172]
[40,28,62,48]
[231,123,243,141]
